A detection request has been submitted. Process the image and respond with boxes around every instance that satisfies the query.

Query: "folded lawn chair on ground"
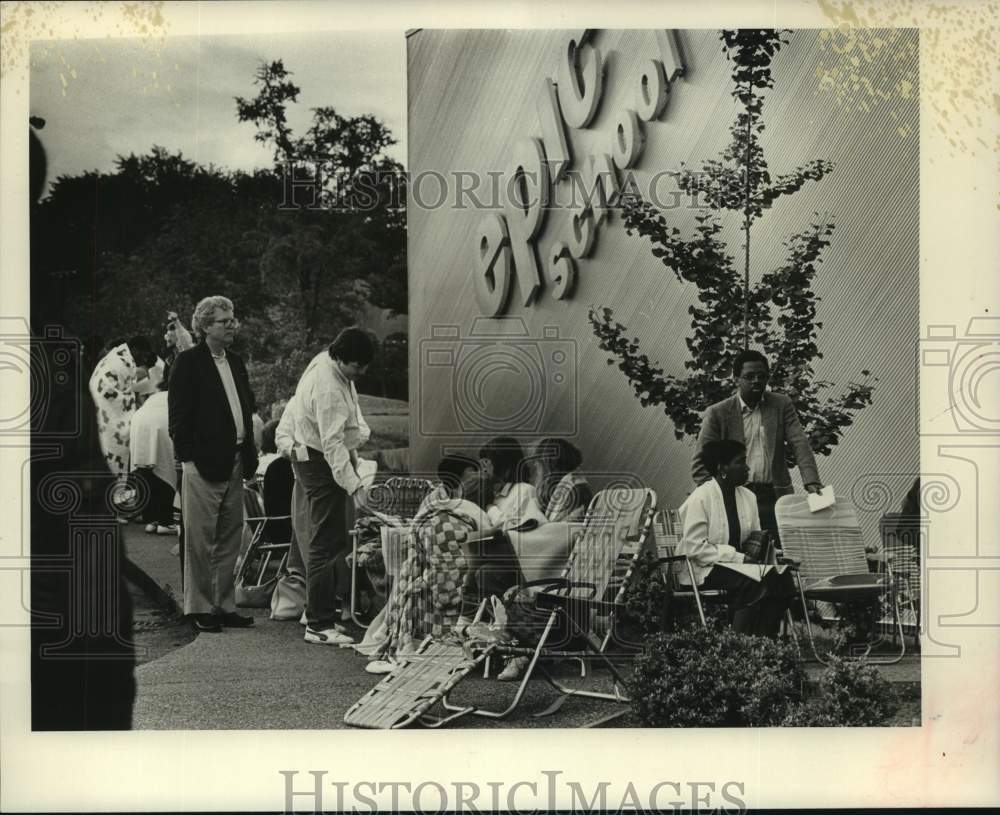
[343,487,657,729]
[776,493,905,664]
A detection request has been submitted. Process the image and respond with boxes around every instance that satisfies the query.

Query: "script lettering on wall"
[473,29,686,316]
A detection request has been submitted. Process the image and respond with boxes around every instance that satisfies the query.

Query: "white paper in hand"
[807,485,836,512]
[356,457,378,489]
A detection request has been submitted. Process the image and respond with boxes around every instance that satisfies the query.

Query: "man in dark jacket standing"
[168,295,257,632]
[692,350,823,534]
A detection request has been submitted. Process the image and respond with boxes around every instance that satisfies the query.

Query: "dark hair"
[328,326,376,366]
[478,436,526,484]
[701,439,747,474]
[732,349,769,378]
[437,454,479,492]
[127,335,156,367]
[532,437,583,473]
[261,419,279,454]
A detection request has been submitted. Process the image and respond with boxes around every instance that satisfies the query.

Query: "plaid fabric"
[381,509,476,657]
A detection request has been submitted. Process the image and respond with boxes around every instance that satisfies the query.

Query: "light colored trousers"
[181,454,243,615]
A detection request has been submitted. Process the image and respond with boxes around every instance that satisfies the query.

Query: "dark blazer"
[168,342,257,482]
[691,391,820,495]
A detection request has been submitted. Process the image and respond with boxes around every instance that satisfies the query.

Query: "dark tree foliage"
[589,30,875,457]
[31,58,407,405]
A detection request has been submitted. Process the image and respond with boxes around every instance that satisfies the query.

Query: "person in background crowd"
[480,436,544,529]
[679,439,796,638]
[129,374,178,534]
[692,350,822,535]
[162,310,194,373]
[168,295,257,633]
[287,327,374,646]
[88,335,157,476]
[530,437,593,523]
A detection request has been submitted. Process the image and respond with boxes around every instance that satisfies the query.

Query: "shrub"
[782,656,899,727]
[628,626,805,727]
[620,551,671,640]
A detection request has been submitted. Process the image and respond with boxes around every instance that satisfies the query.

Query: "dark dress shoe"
[218,611,255,628]
[191,614,222,633]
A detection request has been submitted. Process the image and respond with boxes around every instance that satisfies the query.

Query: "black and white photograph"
[1,0,998,811]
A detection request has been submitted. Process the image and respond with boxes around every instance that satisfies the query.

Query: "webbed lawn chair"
[879,511,922,642]
[234,482,292,607]
[652,509,729,628]
[343,487,656,729]
[776,493,905,664]
[348,476,435,627]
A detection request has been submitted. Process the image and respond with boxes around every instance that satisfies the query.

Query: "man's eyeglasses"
[212,318,239,328]
[739,372,769,382]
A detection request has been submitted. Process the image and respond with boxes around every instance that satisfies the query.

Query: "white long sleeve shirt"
[289,351,371,494]
[274,392,298,458]
[677,479,758,585]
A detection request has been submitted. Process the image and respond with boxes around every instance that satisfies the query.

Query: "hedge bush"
[782,656,899,727]
[627,626,805,727]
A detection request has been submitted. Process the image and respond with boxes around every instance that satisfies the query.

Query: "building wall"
[406,28,919,544]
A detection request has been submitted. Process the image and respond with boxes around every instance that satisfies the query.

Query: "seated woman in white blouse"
[679,439,795,638]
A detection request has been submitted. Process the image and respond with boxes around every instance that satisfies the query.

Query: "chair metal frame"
[235,480,292,594]
[348,476,435,627]
[438,487,658,722]
[342,487,657,728]
[776,494,905,665]
[651,509,729,629]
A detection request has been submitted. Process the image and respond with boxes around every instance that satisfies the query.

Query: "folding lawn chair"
[343,487,657,729]
[776,493,905,664]
[348,476,435,627]
[652,509,729,629]
[879,511,924,642]
[234,481,292,608]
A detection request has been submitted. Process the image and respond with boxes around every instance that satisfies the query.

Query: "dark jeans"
[293,449,353,630]
[460,532,525,619]
[745,483,779,538]
[703,565,796,638]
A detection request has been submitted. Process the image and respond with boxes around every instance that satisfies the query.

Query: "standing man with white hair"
[168,295,258,633]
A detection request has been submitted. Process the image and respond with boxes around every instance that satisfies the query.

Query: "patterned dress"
[88,344,139,475]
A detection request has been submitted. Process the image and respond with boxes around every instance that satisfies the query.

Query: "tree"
[235,59,407,321]
[589,29,875,458]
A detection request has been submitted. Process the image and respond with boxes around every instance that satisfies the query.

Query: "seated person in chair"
[377,454,496,665]
[530,437,593,523]
[678,439,795,639]
[479,437,546,529]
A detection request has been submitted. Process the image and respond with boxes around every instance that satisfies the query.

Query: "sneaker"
[145,523,157,533]
[299,611,308,626]
[155,524,178,535]
[497,656,530,681]
[365,659,397,675]
[218,611,254,628]
[304,626,354,646]
[191,614,222,633]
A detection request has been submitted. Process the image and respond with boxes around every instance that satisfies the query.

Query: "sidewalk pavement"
[124,524,621,729]
[125,523,920,730]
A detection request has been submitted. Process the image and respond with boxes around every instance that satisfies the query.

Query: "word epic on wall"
[473,30,685,317]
